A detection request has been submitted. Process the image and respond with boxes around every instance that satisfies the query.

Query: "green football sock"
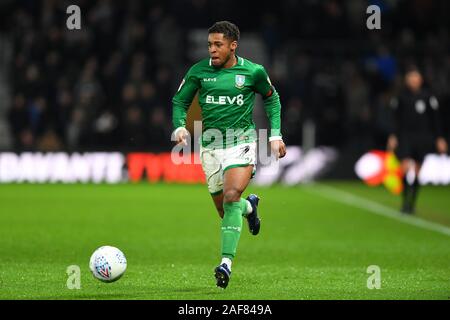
[221,201,246,259]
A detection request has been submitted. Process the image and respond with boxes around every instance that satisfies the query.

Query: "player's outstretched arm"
[171,67,200,145]
[427,95,448,154]
[387,96,402,152]
[254,65,286,159]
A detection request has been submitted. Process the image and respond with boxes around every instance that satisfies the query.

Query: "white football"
[89,246,127,282]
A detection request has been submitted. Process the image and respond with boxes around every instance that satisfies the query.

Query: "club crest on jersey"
[235,75,245,89]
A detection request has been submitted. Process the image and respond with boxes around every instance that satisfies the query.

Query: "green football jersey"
[172,55,282,148]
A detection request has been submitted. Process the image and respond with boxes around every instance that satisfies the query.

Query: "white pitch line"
[307,184,450,237]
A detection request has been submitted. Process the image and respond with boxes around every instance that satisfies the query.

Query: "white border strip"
[307,184,450,237]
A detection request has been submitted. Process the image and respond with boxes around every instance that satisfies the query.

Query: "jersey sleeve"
[253,65,282,139]
[389,96,401,136]
[428,95,443,138]
[172,66,200,129]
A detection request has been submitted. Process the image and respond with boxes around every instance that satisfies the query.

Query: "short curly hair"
[208,21,240,42]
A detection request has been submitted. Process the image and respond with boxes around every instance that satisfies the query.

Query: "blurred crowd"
[2,0,450,152]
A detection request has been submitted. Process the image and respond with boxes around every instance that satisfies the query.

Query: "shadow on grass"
[169,287,224,295]
[32,293,142,300]
[32,287,225,300]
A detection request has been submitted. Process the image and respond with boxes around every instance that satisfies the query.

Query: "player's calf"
[223,188,243,203]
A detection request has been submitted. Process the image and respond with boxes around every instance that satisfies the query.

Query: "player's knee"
[223,188,242,203]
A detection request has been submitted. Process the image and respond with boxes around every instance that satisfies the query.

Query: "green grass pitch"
[0,182,449,300]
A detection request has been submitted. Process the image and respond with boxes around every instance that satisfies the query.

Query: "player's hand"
[387,134,398,152]
[436,137,448,154]
[270,139,286,160]
[173,127,189,146]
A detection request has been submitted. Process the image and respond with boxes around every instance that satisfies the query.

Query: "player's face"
[208,33,237,67]
[405,71,423,92]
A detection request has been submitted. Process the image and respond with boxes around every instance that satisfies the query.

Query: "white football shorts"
[199,142,257,195]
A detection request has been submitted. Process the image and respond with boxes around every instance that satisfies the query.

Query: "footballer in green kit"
[172,21,286,288]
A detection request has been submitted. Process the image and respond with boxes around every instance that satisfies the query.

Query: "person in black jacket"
[387,67,448,214]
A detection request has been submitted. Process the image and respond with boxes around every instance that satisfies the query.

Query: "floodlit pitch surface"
[0,182,449,299]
